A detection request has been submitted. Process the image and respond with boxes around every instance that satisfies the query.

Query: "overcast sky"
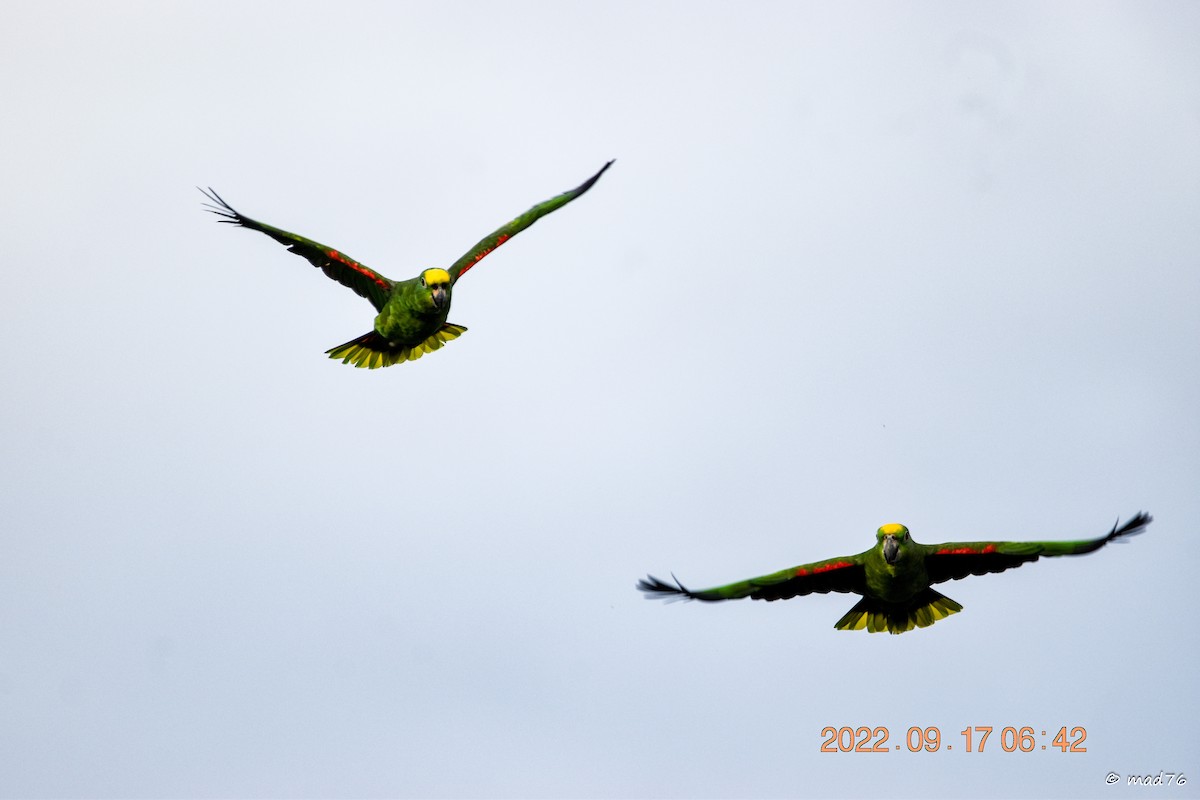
[1,2,1197,798]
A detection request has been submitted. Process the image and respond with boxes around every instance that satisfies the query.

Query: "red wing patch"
[796,560,855,577]
[326,249,390,290]
[936,544,998,555]
[457,233,510,280]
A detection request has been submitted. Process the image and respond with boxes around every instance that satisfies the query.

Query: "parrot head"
[876,523,911,565]
[419,268,453,310]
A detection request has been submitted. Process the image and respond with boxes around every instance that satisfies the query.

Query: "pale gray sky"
[1,2,1197,798]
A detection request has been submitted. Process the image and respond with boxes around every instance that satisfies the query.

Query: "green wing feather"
[924,511,1152,584]
[201,187,395,312]
[638,554,866,603]
[445,160,614,282]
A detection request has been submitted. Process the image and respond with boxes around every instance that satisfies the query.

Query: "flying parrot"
[201,161,613,368]
[638,512,1152,634]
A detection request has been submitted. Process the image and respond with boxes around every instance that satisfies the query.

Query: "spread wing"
[445,160,613,282]
[201,188,395,312]
[923,511,1152,585]
[638,554,867,603]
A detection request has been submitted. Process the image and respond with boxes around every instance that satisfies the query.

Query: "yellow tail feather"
[834,589,963,634]
[326,324,467,369]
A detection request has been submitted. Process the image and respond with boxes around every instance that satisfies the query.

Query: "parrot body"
[639,512,1152,634]
[202,161,612,368]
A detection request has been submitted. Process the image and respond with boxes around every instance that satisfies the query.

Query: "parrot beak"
[430,285,448,310]
[883,535,900,565]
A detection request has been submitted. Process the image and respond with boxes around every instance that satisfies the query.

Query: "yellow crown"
[422,268,451,285]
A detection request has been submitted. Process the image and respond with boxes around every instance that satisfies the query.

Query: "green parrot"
[201,161,613,368]
[638,512,1152,634]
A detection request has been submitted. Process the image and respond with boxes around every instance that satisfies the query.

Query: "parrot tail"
[325,324,467,369]
[834,589,963,634]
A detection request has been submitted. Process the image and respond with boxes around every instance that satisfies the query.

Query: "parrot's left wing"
[445,161,613,282]
[924,511,1152,584]
[638,554,867,603]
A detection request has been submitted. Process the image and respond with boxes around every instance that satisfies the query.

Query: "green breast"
[863,549,930,604]
[374,283,450,345]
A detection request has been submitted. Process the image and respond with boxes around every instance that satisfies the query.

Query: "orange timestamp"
[820,726,1088,753]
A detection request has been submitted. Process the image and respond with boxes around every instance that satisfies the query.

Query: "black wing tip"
[636,573,695,602]
[198,186,244,224]
[574,159,615,195]
[1109,511,1153,542]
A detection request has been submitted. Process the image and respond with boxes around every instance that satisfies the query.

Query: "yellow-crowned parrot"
[638,512,1152,634]
[201,161,612,368]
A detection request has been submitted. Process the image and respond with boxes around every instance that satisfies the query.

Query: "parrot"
[638,512,1152,634]
[201,161,613,368]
